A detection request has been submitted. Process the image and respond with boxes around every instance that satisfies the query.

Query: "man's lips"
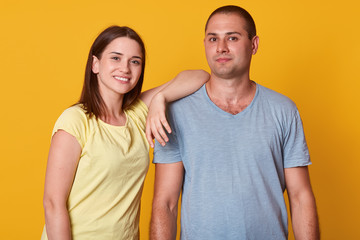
[216,57,231,63]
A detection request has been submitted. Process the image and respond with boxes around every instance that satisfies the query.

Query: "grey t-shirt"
[153,83,311,240]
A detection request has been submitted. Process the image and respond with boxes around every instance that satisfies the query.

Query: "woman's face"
[92,37,143,98]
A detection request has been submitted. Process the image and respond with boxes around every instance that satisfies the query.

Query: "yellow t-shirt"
[41,99,149,240]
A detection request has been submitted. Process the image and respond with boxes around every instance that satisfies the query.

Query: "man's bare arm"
[285,166,320,240]
[150,162,184,240]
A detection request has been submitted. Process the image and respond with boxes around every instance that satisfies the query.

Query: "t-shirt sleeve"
[52,106,88,148]
[153,105,182,164]
[283,110,311,168]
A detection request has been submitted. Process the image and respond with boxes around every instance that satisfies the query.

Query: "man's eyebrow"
[109,51,142,59]
[226,31,241,35]
[206,31,242,36]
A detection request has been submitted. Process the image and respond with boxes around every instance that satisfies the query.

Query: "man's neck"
[205,75,256,115]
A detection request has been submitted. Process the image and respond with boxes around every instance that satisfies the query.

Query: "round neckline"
[97,111,129,128]
[202,81,259,118]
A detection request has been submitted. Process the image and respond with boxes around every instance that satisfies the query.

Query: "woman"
[41,26,208,239]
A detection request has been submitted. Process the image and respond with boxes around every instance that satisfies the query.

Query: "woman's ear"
[92,55,100,74]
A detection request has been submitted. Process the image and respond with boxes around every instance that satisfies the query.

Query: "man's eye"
[209,37,217,42]
[229,37,238,41]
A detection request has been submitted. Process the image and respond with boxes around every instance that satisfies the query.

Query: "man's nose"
[216,39,229,53]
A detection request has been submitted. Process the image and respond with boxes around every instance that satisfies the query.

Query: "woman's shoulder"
[126,98,148,118]
[55,104,93,125]
[125,98,148,129]
[52,104,90,147]
[60,104,87,118]
[54,104,92,131]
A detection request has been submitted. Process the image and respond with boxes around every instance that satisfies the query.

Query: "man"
[150,5,319,240]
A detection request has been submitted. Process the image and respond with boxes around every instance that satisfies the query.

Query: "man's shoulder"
[169,84,205,107]
[257,83,297,110]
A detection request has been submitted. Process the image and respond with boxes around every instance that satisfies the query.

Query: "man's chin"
[213,70,236,79]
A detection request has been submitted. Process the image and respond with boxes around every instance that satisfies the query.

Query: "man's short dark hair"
[205,5,257,40]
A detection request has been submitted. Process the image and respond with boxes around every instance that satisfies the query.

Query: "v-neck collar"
[202,82,259,118]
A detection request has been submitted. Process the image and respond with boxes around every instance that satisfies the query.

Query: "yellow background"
[1,0,359,239]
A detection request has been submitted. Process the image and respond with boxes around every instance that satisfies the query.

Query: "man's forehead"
[205,13,246,34]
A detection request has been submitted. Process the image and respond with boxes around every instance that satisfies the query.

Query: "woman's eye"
[112,56,120,60]
[131,60,141,65]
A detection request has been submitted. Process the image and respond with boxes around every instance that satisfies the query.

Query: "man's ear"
[252,36,259,55]
[92,55,100,74]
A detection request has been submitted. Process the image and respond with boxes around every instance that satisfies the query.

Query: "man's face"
[204,13,258,79]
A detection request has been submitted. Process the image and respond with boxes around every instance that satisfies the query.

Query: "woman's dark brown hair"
[79,25,146,119]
